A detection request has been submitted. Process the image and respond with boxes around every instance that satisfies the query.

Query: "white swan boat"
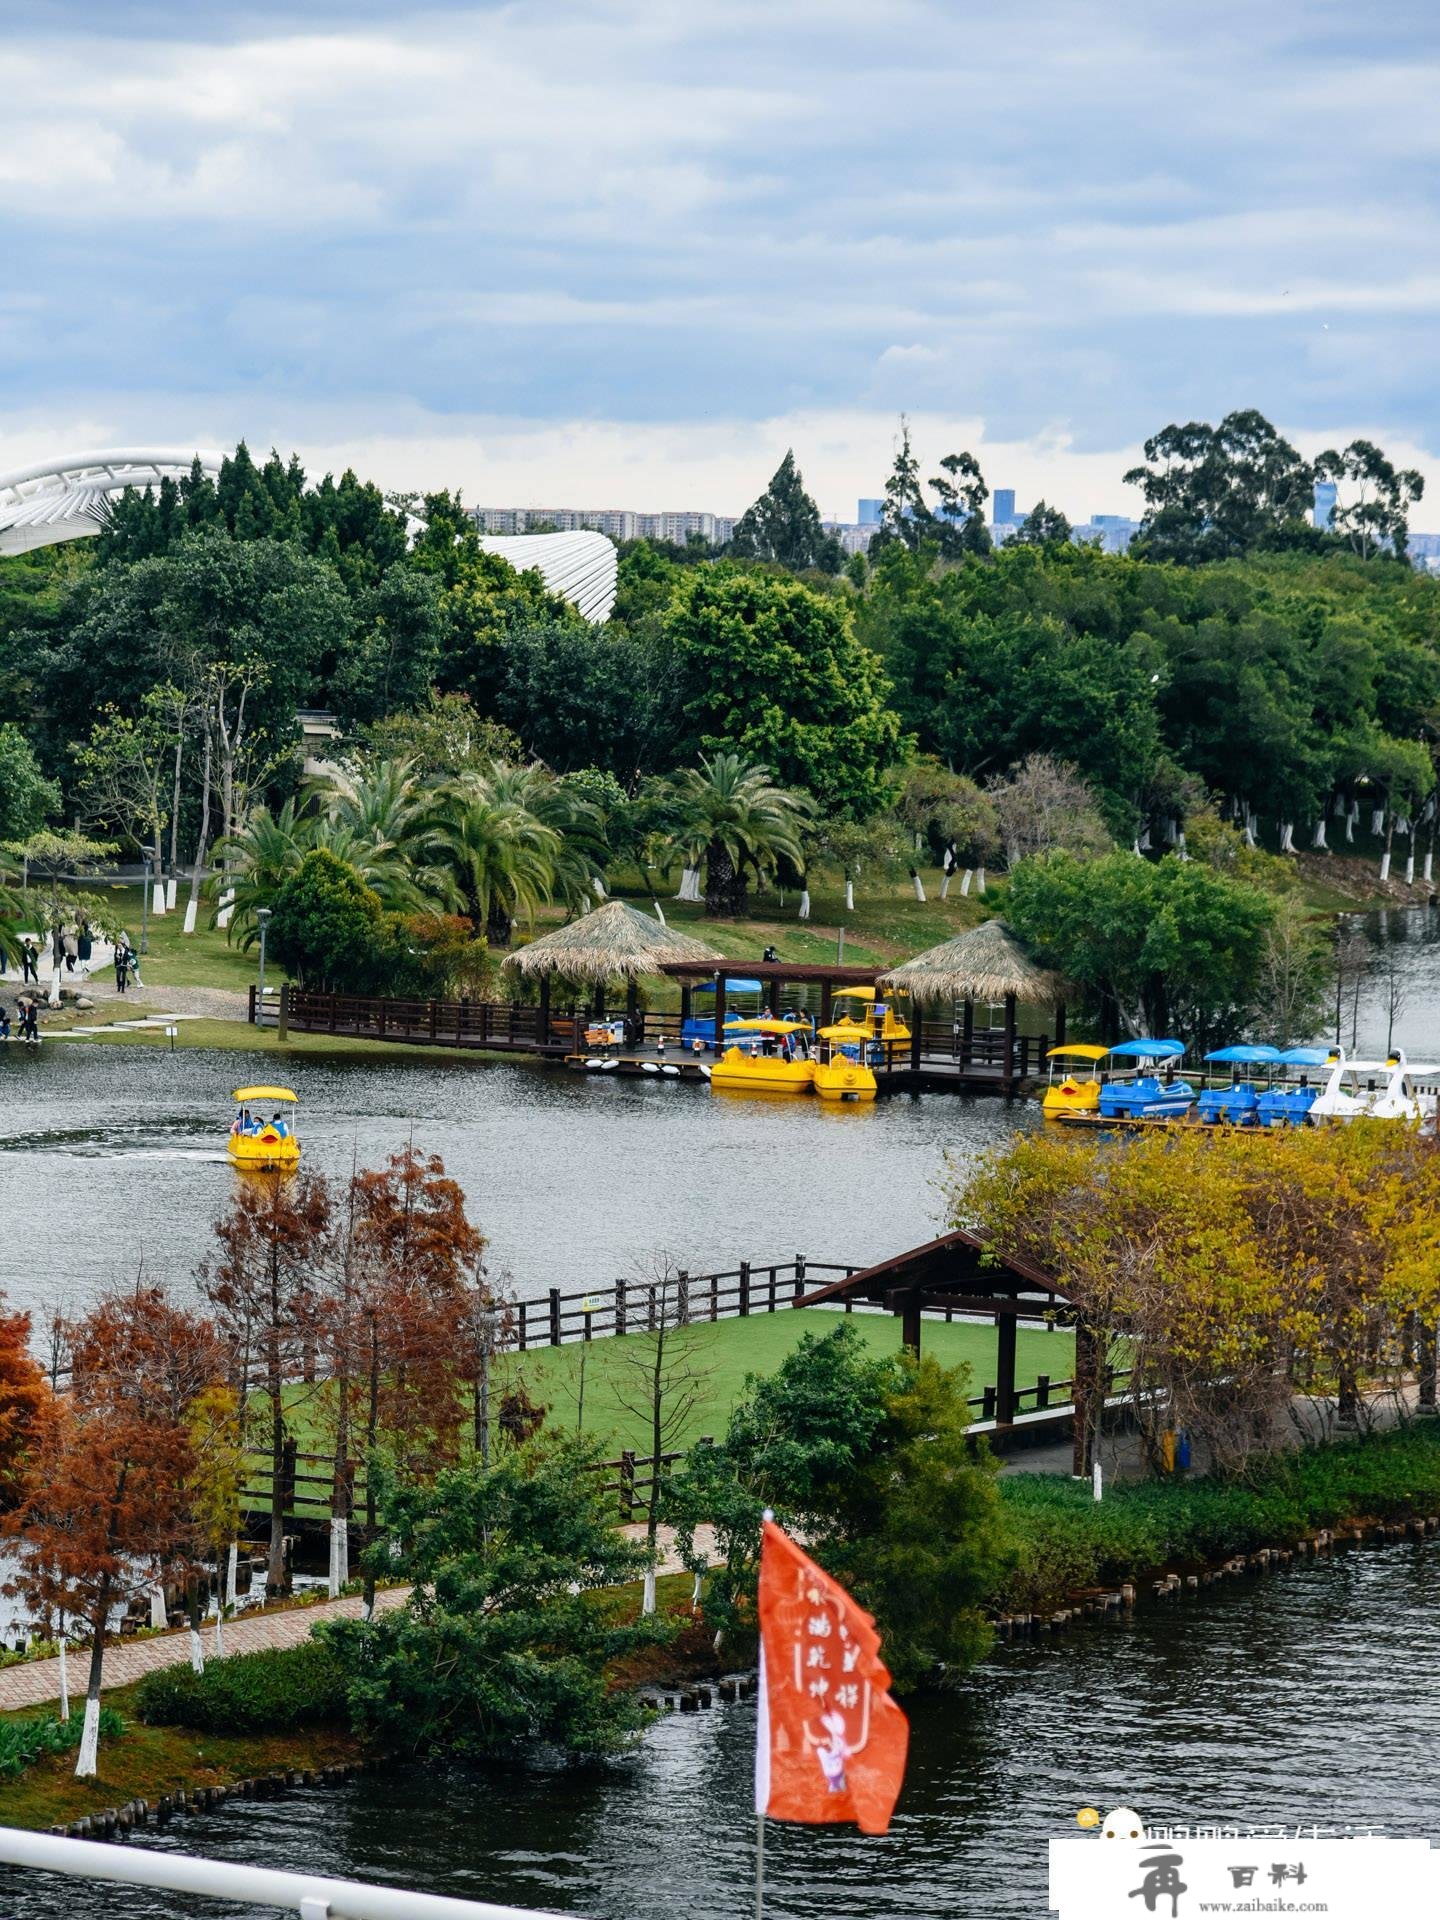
[1307,1048,1440,1124]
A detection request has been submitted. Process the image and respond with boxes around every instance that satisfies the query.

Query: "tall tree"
[203,1174,333,1594]
[7,1288,219,1776]
[668,566,903,819]
[1124,410,1315,562]
[1316,440,1426,561]
[729,450,843,574]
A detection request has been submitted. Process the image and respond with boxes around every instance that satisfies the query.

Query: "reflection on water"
[1337,906,1440,1058]
[0,1044,1029,1316]
[6,1541,1440,1919]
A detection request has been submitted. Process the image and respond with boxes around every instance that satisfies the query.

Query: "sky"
[3,0,1440,521]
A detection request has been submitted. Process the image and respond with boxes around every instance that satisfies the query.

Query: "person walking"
[18,999,39,1044]
[113,936,130,996]
[20,938,38,985]
[76,922,92,979]
[62,927,78,975]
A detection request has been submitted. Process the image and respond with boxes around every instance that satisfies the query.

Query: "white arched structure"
[0,449,227,555]
[0,449,617,622]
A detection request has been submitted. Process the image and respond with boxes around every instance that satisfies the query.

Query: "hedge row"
[998,1425,1440,1611]
[136,1642,347,1734]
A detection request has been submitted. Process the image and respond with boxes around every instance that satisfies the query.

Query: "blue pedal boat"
[1097,1039,1196,1120]
[1197,1044,1282,1125]
[1256,1046,1333,1127]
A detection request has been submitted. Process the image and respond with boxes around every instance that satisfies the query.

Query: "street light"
[256,907,272,1029]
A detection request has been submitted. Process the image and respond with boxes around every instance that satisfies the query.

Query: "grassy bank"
[0,1677,367,1832]
[1000,1424,1440,1612]
[65,1016,526,1066]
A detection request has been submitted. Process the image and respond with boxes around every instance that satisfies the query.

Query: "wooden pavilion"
[796,1227,1103,1471]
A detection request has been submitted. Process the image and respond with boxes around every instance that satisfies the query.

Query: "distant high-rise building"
[1090,513,1128,527]
[1314,481,1338,531]
[992,488,1016,524]
[857,498,884,525]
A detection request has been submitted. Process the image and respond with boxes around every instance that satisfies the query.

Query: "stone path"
[0,1590,408,1713]
[0,1525,713,1714]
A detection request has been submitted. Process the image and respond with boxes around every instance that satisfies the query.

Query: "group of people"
[230,1107,291,1139]
[0,1001,41,1044]
[5,925,135,991]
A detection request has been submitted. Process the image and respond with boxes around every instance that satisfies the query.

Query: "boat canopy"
[695,978,763,995]
[233,1085,298,1103]
[1276,1047,1334,1066]
[728,1018,810,1035]
[817,1021,871,1041]
[1109,1038,1186,1060]
[1204,1045,1282,1065]
[1047,1044,1109,1062]
[833,987,877,1002]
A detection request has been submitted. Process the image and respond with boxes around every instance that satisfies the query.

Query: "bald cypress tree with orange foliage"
[202,1171,333,1595]
[7,1287,222,1776]
[0,1301,53,1510]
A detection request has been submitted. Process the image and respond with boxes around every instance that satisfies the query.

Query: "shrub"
[0,1708,123,1778]
[136,1640,346,1733]
[997,1426,1440,1612]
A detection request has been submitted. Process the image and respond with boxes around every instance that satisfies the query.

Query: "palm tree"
[662,752,814,917]
[427,777,561,949]
[482,763,608,917]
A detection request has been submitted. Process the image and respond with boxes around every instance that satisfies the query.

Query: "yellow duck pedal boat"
[707,1018,816,1095]
[227,1084,302,1166]
[1041,1045,1109,1119]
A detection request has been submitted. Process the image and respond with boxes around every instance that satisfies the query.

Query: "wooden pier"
[255,980,1055,1096]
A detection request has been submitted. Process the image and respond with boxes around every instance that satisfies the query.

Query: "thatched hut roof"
[502,900,725,985]
[878,918,1067,1005]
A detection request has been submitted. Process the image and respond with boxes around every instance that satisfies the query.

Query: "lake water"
[1338,905,1440,1058]
[5,1536,1439,1919]
[0,1043,1028,1319]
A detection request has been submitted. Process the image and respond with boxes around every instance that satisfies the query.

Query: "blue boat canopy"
[1276,1046,1333,1066]
[1109,1038,1186,1059]
[693,978,763,995]
[1205,1044,1282,1064]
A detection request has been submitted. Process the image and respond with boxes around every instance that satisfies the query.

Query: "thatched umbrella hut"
[503,900,724,1032]
[878,919,1070,1089]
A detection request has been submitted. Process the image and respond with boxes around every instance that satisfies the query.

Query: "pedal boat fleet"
[1043,1041,1440,1130]
[708,990,912,1103]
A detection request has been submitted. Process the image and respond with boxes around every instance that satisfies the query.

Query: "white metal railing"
[0,1830,577,1920]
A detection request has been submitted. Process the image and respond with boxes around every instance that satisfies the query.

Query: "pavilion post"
[1054,999,1067,1048]
[900,1290,922,1355]
[1002,991,1017,1092]
[772,976,785,1019]
[537,975,550,1046]
[625,978,639,1032]
[995,1311,1017,1425]
[681,983,692,1030]
[961,997,974,1065]
[593,980,606,1017]
[713,974,726,1049]
[820,982,832,1028]
[909,1000,923,1074]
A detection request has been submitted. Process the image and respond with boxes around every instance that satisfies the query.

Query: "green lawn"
[86,884,264,993]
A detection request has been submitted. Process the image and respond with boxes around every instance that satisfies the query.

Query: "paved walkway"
[0,1525,712,1713]
[0,1590,408,1713]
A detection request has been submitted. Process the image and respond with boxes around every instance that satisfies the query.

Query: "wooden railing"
[254,988,1051,1083]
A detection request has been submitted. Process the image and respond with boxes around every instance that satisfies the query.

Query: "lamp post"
[256,907,271,1028]
[140,854,151,955]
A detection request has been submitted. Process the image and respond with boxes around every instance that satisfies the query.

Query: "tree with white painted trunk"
[6,1288,219,1778]
[607,1259,713,1616]
[185,1383,245,1673]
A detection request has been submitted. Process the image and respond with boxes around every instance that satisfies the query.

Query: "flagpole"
[755,1813,765,1920]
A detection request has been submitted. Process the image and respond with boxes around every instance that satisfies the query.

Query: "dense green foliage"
[729,449,843,574]
[136,1642,346,1734]
[322,1442,671,1761]
[670,1323,1012,1690]
[1000,1427,1440,1613]
[266,848,412,994]
[0,1707,124,1778]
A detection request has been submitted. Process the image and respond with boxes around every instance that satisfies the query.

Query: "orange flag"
[754,1516,909,1836]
